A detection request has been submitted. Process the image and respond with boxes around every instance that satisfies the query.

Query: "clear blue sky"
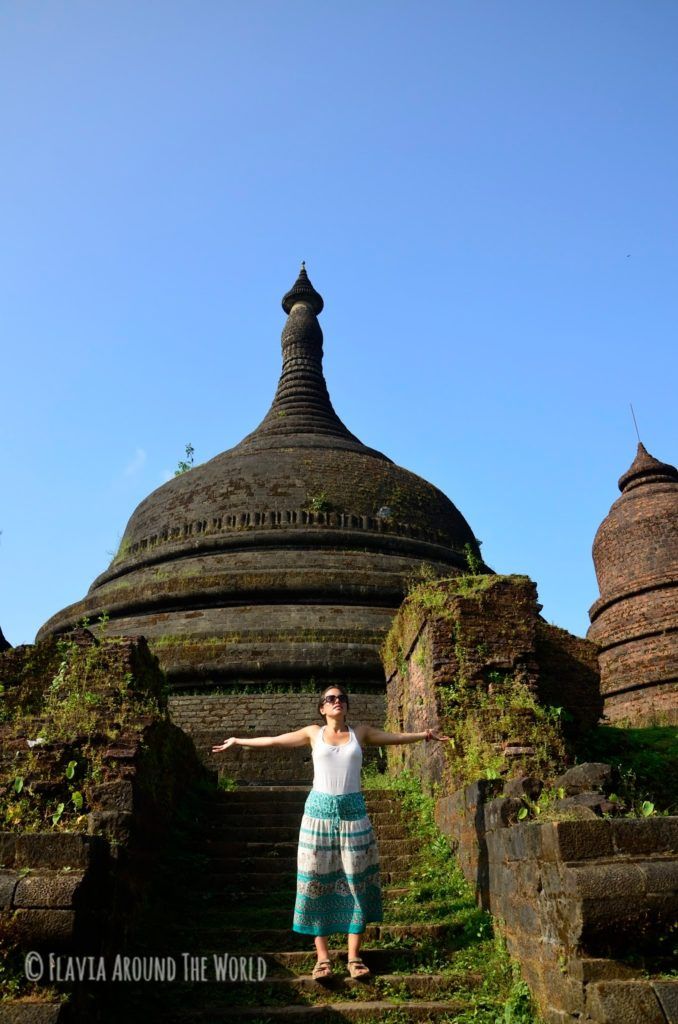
[2,1,676,646]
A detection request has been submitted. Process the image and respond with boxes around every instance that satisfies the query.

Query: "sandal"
[312,959,333,980]
[347,958,371,979]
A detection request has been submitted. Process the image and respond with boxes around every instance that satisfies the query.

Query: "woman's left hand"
[426,729,452,742]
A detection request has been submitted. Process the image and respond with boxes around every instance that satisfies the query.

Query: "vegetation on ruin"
[576,723,678,815]
[0,626,169,834]
[149,625,383,650]
[361,766,545,1023]
[382,573,568,790]
[436,670,568,790]
[174,441,195,475]
[305,490,335,513]
[173,680,380,696]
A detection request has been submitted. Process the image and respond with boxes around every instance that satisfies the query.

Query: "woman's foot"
[312,959,333,981]
[347,958,371,979]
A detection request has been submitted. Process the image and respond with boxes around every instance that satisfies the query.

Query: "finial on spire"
[618,441,678,493]
[282,263,324,316]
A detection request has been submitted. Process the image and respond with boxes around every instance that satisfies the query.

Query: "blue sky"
[2,1,676,645]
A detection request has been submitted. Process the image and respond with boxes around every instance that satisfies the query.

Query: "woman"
[211,685,449,981]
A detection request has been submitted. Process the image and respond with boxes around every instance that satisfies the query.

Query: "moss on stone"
[0,632,169,834]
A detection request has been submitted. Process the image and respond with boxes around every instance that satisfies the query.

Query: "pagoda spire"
[618,441,678,494]
[233,265,383,454]
[282,261,324,315]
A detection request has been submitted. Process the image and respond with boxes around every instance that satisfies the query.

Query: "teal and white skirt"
[292,789,383,936]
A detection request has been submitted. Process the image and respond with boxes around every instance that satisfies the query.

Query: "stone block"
[581,894,647,930]
[542,820,614,862]
[564,862,646,900]
[464,779,503,810]
[553,793,615,817]
[504,894,542,934]
[87,810,134,844]
[645,891,678,922]
[89,780,135,812]
[653,981,678,1024]
[13,908,75,949]
[14,834,96,870]
[504,776,543,801]
[585,980,665,1024]
[503,822,543,861]
[0,1003,67,1023]
[14,872,84,909]
[0,833,18,867]
[573,957,637,984]
[434,793,465,837]
[484,797,523,831]
[638,859,678,894]
[539,862,566,898]
[542,1009,575,1024]
[612,818,678,857]
[552,800,598,820]
[0,870,19,907]
[553,762,612,795]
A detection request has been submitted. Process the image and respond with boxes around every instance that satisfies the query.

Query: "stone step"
[218,970,473,997]
[186,880,410,900]
[189,838,419,859]
[171,887,411,918]
[163,998,470,1022]
[203,810,408,829]
[206,791,403,807]
[115,968,479,996]
[161,922,463,952]
[183,868,411,892]
[191,853,414,875]
[264,948,472,975]
[208,788,401,802]
[199,823,411,843]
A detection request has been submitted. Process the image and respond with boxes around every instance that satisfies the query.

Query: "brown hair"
[317,684,350,720]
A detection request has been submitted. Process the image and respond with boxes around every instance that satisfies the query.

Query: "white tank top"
[311,725,362,795]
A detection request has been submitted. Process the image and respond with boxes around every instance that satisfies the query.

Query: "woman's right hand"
[211,737,238,753]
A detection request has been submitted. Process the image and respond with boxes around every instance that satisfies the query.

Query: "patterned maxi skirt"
[292,790,383,936]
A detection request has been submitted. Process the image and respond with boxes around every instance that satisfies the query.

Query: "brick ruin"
[384,575,678,1024]
[588,442,678,725]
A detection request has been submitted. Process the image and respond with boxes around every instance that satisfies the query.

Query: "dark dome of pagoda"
[38,265,486,689]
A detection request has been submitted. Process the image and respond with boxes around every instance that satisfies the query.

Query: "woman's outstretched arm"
[212,725,316,754]
[359,725,450,747]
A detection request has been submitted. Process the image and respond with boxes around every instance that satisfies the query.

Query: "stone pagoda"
[588,441,678,723]
[38,266,486,693]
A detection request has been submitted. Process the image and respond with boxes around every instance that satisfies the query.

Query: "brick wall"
[168,692,387,785]
[383,575,601,792]
[436,782,678,1024]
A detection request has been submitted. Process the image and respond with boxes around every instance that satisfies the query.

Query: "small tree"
[174,443,195,476]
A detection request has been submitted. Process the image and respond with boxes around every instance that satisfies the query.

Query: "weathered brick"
[585,980,665,1024]
[613,818,678,857]
[653,980,678,1024]
[542,820,615,862]
[14,872,84,909]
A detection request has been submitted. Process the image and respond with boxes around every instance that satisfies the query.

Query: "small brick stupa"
[38,266,486,692]
[588,442,678,723]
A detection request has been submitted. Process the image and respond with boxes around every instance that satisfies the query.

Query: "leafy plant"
[305,491,334,513]
[174,442,195,476]
[463,542,483,575]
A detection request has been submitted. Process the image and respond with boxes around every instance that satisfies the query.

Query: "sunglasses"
[322,694,348,705]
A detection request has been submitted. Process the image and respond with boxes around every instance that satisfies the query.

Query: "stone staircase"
[95,786,501,1023]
